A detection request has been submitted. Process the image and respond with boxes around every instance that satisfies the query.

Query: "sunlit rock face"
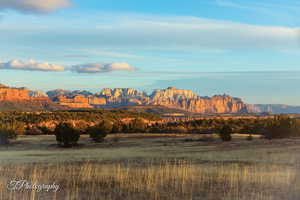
[0,84,247,113]
[0,85,52,102]
[149,87,247,113]
[51,87,248,114]
[56,95,93,108]
[151,87,198,101]
[95,88,150,106]
[0,84,30,101]
[29,90,48,98]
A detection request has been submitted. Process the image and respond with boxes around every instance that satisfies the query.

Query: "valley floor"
[1,134,300,200]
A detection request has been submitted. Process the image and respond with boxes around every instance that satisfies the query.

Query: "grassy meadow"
[1,134,300,200]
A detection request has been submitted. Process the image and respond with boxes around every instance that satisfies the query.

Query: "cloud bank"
[0,59,64,71]
[91,15,300,50]
[71,63,137,73]
[7,13,297,51]
[0,60,137,73]
[0,0,72,13]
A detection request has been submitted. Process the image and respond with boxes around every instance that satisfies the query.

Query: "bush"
[218,125,232,142]
[169,126,187,134]
[129,118,147,133]
[148,125,162,133]
[54,123,80,147]
[0,129,17,145]
[111,122,123,133]
[246,134,253,141]
[87,120,112,143]
[0,121,25,136]
[38,126,54,135]
[265,116,297,139]
[25,127,43,135]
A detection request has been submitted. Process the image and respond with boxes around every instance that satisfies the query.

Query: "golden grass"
[0,160,299,200]
[1,135,300,199]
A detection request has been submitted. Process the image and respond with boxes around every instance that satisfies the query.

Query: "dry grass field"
[1,134,300,200]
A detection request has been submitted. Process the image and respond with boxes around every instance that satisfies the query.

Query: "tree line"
[1,111,300,145]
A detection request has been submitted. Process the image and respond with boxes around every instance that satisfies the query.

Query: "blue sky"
[0,0,299,105]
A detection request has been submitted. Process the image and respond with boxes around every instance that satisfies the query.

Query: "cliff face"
[0,85,30,101]
[49,87,248,114]
[29,90,48,98]
[56,95,93,108]
[149,87,246,113]
[0,84,247,113]
[0,84,68,111]
[95,88,149,106]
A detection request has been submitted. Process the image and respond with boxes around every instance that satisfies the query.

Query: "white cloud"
[71,63,137,73]
[0,0,72,13]
[1,12,300,69]
[0,59,64,71]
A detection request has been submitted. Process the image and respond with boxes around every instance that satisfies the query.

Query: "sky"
[0,0,299,105]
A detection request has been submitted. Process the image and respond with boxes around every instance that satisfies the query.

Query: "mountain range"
[247,104,300,114]
[0,83,299,114]
[46,87,248,114]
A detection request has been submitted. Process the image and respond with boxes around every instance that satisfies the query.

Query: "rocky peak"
[0,84,8,88]
[0,84,248,114]
[151,87,198,101]
[30,90,48,98]
[71,90,93,97]
[97,88,113,96]
[47,89,71,98]
[97,88,143,98]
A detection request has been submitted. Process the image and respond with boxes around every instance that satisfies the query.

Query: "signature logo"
[7,180,60,192]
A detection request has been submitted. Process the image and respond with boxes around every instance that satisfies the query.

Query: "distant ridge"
[0,84,247,114]
[3,84,299,114]
[0,84,68,111]
[247,104,300,114]
[47,86,247,114]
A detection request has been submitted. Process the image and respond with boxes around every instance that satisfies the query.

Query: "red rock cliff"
[0,84,30,101]
[49,87,248,114]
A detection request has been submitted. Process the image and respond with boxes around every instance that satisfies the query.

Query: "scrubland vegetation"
[1,110,300,145]
[1,110,300,199]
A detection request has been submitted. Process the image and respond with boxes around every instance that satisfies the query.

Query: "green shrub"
[126,118,147,133]
[265,116,298,139]
[0,129,17,145]
[87,120,112,143]
[38,126,54,135]
[25,127,43,135]
[218,125,232,142]
[148,125,162,133]
[111,121,123,133]
[54,123,80,147]
[168,126,187,134]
